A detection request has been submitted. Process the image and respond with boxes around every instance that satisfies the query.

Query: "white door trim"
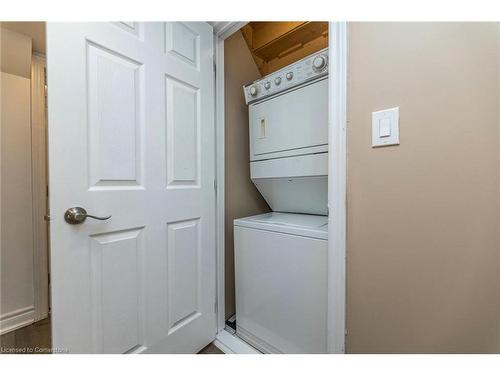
[31,53,50,322]
[327,21,348,354]
[214,35,226,333]
[213,21,348,353]
[211,22,248,40]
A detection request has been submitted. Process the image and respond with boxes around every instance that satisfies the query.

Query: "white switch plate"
[372,107,399,147]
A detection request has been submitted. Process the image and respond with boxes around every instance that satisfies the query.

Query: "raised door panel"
[90,228,145,353]
[165,77,200,188]
[87,41,144,189]
[165,22,200,70]
[114,22,143,39]
[166,219,201,334]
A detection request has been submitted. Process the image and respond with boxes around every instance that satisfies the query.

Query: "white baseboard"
[213,329,261,354]
[0,306,35,335]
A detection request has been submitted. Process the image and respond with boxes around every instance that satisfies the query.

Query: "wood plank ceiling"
[240,21,328,76]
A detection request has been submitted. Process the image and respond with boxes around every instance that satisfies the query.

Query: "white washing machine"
[234,212,328,354]
[235,48,329,353]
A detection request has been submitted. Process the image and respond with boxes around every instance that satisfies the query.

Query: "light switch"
[379,118,391,137]
[372,107,399,147]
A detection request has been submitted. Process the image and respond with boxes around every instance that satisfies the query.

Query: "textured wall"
[347,22,500,353]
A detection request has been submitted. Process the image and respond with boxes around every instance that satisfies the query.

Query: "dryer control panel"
[243,48,328,104]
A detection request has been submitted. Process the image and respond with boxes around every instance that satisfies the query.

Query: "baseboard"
[0,306,35,335]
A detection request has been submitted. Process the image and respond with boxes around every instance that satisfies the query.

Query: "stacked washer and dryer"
[234,48,329,353]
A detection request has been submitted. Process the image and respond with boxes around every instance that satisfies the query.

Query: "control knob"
[286,72,293,80]
[274,76,282,85]
[264,81,271,90]
[312,54,327,72]
[249,85,258,96]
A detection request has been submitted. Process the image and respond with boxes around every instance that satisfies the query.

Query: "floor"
[0,318,223,354]
[0,318,52,354]
[198,343,224,354]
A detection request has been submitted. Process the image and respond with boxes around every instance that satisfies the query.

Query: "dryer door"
[249,78,328,161]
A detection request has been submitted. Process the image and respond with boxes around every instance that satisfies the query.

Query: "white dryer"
[244,48,329,215]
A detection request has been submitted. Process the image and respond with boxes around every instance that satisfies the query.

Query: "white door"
[47,22,216,353]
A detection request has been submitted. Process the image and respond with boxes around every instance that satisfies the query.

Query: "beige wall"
[347,22,500,353]
[0,27,32,78]
[224,31,270,320]
[1,28,35,329]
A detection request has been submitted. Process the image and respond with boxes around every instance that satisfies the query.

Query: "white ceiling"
[1,22,45,54]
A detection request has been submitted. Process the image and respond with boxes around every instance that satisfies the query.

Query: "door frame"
[327,21,348,353]
[212,21,348,353]
[31,52,50,323]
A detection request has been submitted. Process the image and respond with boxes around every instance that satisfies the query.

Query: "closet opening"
[219,21,331,353]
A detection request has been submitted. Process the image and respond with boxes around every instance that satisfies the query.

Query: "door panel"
[47,22,215,354]
[87,42,143,187]
[249,78,328,159]
[167,219,201,333]
[165,23,200,69]
[90,227,145,354]
[165,77,200,187]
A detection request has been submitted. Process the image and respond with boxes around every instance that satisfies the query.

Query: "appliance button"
[249,85,259,96]
[312,55,327,72]
[274,76,282,85]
